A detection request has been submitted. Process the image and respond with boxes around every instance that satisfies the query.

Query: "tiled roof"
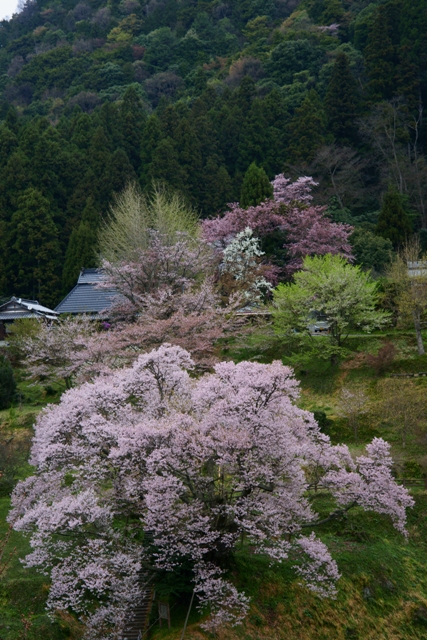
[0,297,58,321]
[55,269,118,315]
[0,311,54,320]
[77,268,107,285]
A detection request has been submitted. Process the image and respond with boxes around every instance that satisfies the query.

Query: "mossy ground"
[2,333,427,639]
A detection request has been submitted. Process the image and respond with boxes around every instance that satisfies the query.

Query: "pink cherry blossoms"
[9,345,413,637]
[202,174,353,275]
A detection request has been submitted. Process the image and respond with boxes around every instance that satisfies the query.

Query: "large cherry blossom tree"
[9,345,412,638]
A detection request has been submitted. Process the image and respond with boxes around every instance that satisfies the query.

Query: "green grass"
[0,377,72,639]
[149,499,427,640]
[0,498,73,640]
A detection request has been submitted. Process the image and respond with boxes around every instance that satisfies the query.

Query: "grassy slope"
[2,333,427,639]
[0,376,74,640]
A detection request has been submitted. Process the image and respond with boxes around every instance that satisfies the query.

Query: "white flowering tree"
[221,227,273,303]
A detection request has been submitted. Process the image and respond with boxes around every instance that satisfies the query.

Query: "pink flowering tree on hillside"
[100,230,240,368]
[20,315,116,388]
[101,230,215,320]
[21,232,237,385]
[9,345,413,638]
[202,174,353,275]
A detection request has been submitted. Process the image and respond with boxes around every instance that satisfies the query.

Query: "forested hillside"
[0,0,427,306]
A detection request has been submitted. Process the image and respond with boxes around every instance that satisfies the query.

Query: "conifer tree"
[215,103,244,175]
[261,89,290,176]
[2,150,31,209]
[376,187,412,249]
[5,106,19,135]
[174,118,204,204]
[324,52,359,143]
[395,45,419,112]
[364,3,398,101]
[89,126,112,178]
[62,197,100,292]
[235,75,256,114]
[0,125,18,170]
[88,127,116,207]
[287,90,326,164]
[201,158,234,215]
[65,170,99,228]
[147,137,187,193]
[97,102,123,149]
[7,188,62,307]
[140,114,163,189]
[106,149,137,195]
[70,110,93,150]
[237,98,269,173]
[120,86,146,171]
[240,162,273,208]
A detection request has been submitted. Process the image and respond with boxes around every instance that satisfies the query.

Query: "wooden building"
[0,297,58,340]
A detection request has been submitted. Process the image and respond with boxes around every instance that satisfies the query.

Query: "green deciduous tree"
[377,378,426,447]
[351,228,393,274]
[387,240,427,355]
[273,254,390,352]
[99,182,199,263]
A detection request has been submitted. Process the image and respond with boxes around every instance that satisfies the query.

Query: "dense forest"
[0,0,427,306]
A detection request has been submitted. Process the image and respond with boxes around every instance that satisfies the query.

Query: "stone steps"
[123,572,154,640]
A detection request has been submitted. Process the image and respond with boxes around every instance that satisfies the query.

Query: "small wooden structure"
[158,601,171,628]
[0,296,58,340]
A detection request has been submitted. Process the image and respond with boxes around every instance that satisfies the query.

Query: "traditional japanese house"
[0,297,58,340]
[55,268,117,316]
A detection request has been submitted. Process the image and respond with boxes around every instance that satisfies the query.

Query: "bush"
[313,410,333,434]
[0,355,16,409]
[6,318,40,366]
[366,341,396,375]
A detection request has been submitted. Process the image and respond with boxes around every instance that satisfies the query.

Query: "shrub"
[0,355,16,409]
[366,341,396,375]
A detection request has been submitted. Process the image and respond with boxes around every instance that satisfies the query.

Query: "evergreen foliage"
[0,0,426,303]
[240,162,273,207]
[324,52,359,143]
[62,197,99,292]
[0,355,16,409]
[351,228,393,273]
[376,188,412,249]
[287,90,326,164]
[7,188,61,307]
[364,2,400,102]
